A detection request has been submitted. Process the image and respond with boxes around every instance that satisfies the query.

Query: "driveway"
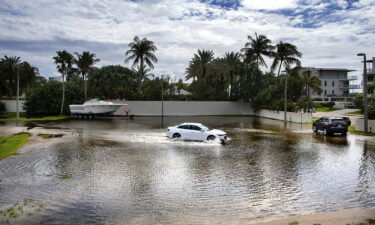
[313,108,363,125]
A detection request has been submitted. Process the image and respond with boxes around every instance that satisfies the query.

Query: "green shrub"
[23,81,84,116]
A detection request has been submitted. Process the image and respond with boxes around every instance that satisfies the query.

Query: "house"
[300,67,357,108]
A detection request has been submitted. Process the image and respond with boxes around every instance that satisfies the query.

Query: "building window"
[369,89,374,94]
[332,81,334,87]
[324,90,327,95]
[332,90,334,95]
[320,81,322,86]
[369,76,374,82]
[324,81,327,86]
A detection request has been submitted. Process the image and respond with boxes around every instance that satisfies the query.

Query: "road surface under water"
[0,116,374,224]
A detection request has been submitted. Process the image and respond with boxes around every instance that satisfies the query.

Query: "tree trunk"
[60,74,65,115]
[83,72,87,100]
[277,60,283,77]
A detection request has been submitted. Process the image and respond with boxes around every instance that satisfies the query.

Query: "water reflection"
[0,117,374,224]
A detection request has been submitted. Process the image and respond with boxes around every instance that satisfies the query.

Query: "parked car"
[312,117,348,136]
[342,117,351,126]
[167,122,227,144]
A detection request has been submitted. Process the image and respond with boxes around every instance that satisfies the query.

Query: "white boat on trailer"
[69,99,127,118]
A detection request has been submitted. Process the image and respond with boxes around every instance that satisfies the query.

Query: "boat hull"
[69,104,125,115]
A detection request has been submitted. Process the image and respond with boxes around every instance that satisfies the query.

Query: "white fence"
[355,118,375,133]
[257,109,312,124]
[113,101,254,116]
[0,100,26,112]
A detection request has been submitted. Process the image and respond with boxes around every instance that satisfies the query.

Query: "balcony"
[348,76,357,80]
[367,68,375,74]
[349,84,361,89]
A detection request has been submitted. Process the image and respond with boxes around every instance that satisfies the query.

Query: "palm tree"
[124,36,158,86]
[185,49,215,81]
[0,56,21,97]
[223,52,242,99]
[271,41,302,76]
[53,50,73,115]
[73,51,100,100]
[241,33,274,68]
[302,72,322,98]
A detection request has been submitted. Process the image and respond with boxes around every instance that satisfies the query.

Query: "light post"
[161,75,164,127]
[284,71,288,127]
[16,65,20,120]
[357,53,368,133]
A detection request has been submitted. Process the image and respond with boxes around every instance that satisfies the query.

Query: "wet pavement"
[0,116,374,224]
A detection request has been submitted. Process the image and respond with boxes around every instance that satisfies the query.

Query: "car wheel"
[172,133,181,139]
[312,125,318,132]
[207,135,216,141]
[323,128,328,136]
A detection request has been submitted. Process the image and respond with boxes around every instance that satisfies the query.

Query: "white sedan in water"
[167,122,228,143]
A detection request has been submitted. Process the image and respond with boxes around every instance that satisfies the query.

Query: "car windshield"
[201,125,210,131]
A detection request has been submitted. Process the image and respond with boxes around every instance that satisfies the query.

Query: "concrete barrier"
[257,109,312,124]
[355,118,375,133]
[113,101,254,116]
[0,100,26,112]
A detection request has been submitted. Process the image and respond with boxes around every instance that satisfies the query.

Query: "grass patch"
[316,107,340,112]
[288,221,299,225]
[348,126,375,136]
[37,133,64,139]
[0,112,27,118]
[58,175,71,179]
[346,111,363,116]
[0,199,45,223]
[0,133,30,160]
[0,115,69,122]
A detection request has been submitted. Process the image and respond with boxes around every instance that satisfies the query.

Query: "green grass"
[346,111,363,116]
[0,112,27,118]
[348,126,375,136]
[0,115,69,122]
[0,133,30,160]
[316,107,340,112]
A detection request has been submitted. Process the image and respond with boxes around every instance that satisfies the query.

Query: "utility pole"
[357,53,368,133]
[161,75,164,127]
[16,65,20,120]
[284,72,288,127]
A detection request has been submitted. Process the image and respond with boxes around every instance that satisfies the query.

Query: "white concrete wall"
[0,100,26,112]
[355,118,375,133]
[257,109,312,123]
[113,101,254,116]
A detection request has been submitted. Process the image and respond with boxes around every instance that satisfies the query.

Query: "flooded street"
[1,116,375,224]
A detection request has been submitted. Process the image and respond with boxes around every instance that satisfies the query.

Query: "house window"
[369,76,374,82]
[324,81,327,86]
[324,90,327,95]
[332,81,335,87]
[332,90,334,95]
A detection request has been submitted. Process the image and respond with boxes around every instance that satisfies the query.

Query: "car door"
[319,118,328,130]
[189,125,204,141]
[177,125,190,139]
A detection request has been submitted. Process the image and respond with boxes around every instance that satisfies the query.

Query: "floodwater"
[0,116,375,224]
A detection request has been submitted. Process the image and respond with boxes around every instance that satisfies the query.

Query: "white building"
[300,67,357,108]
[364,57,375,97]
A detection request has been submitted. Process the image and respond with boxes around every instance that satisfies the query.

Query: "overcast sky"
[0,0,374,81]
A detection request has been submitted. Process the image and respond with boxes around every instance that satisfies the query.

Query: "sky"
[0,0,374,82]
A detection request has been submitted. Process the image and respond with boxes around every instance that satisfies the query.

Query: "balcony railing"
[349,84,361,89]
[367,68,375,74]
[348,76,357,80]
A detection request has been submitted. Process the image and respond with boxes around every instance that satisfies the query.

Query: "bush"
[0,101,5,113]
[24,81,84,116]
[318,101,335,109]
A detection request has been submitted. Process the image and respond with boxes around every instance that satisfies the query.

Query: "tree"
[73,51,100,100]
[301,72,322,98]
[241,33,274,68]
[223,52,242,99]
[185,49,215,81]
[53,50,73,115]
[24,81,84,116]
[0,56,38,98]
[125,36,158,87]
[271,41,302,76]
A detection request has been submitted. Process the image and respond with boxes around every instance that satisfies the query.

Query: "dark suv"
[312,117,348,136]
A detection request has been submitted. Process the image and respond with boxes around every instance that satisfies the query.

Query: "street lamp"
[357,53,368,133]
[161,75,164,127]
[16,65,20,120]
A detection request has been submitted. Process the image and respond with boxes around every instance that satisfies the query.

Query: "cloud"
[241,0,297,10]
[0,0,374,82]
